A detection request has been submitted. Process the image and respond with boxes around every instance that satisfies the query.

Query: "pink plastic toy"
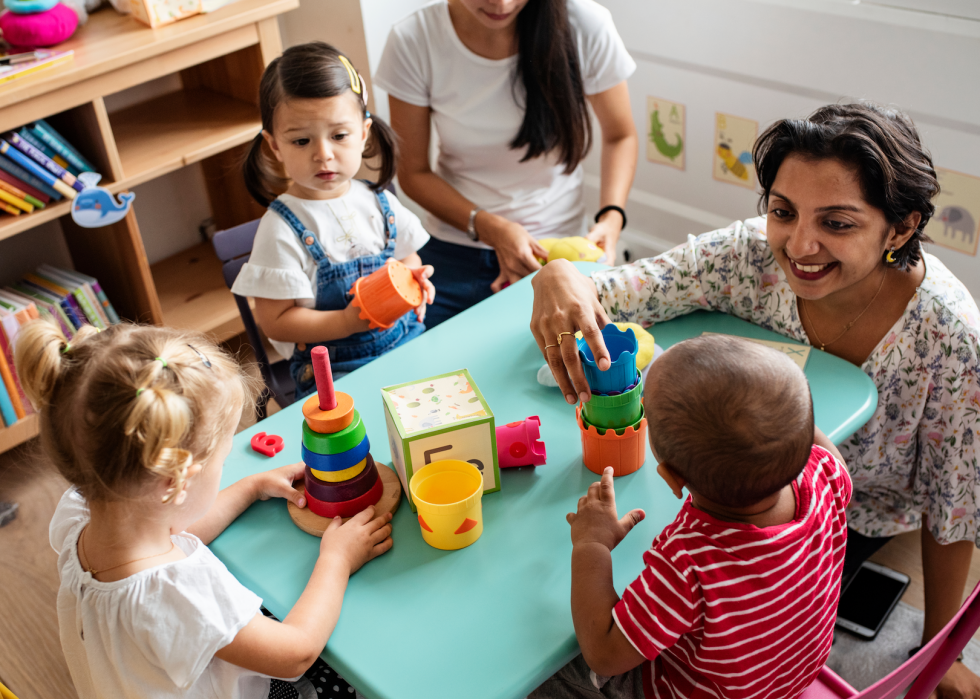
[250,432,284,457]
[495,416,546,468]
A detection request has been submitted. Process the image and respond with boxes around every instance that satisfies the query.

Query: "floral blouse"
[594,217,980,546]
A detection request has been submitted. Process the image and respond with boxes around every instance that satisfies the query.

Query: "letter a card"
[924,167,980,256]
[713,113,757,189]
[646,97,685,170]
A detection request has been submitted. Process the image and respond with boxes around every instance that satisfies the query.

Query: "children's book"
[23,273,92,327]
[0,140,75,199]
[40,266,109,327]
[0,347,25,421]
[16,128,71,175]
[10,283,75,337]
[0,200,21,216]
[0,186,32,213]
[51,267,119,324]
[34,267,106,329]
[0,373,16,427]
[0,309,19,352]
[0,167,50,203]
[0,49,74,87]
[0,291,37,323]
[0,175,42,209]
[13,280,81,330]
[6,132,80,191]
[29,120,94,174]
[0,153,60,200]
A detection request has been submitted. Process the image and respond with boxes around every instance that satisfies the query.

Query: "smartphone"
[835,561,910,640]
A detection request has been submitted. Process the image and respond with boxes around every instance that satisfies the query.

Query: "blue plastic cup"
[577,325,638,395]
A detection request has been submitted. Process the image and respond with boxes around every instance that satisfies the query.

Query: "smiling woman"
[530,102,980,696]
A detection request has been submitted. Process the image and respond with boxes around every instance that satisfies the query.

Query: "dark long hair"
[244,42,398,207]
[753,103,939,271]
[511,0,592,173]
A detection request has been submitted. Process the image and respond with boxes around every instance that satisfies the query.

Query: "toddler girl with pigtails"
[235,42,436,396]
[16,320,392,698]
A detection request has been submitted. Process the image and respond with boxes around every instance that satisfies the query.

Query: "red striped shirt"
[613,445,851,699]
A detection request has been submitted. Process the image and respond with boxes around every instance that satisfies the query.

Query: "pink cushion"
[0,3,77,49]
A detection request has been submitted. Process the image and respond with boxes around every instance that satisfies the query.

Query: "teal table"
[211,263,877,699]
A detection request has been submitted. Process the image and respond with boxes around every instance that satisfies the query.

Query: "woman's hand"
[586,214,623,258]
[530,259,613,404]
[477,212,549,292]
[250,462,308,509]
[319,507,394,575]
[400,255,436,323]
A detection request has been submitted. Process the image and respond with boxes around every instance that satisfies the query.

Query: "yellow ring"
[557,331,573,346]
[544,343,558,351]
[310,457,368,483]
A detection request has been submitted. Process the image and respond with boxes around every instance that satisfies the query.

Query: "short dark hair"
[646,335,814,508]
[753,102,940,271]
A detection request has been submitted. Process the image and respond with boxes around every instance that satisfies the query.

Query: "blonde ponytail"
[14,320,99,409]
[125,385,194,503]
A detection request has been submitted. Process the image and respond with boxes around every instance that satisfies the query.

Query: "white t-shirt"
[231,181,430,358]
[49,488,278,699]
[374,0,636,249]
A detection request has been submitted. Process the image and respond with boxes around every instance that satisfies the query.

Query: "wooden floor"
[0,341,976,696]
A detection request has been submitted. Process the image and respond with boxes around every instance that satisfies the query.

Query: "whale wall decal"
[70,172,135,228]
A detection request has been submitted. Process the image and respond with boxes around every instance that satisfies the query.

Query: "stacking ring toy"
[302,412,366,454]
[301,435,370,472]
[303,391,355,433]
[309,456,368,483]
[305,475,384,518]
[305,457,379,503]
[4,0,59,13]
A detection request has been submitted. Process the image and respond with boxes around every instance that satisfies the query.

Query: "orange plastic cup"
[576,404,647,477]
[349,259,423,330]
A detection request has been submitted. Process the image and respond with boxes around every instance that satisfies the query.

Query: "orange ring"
[303,392,355,434]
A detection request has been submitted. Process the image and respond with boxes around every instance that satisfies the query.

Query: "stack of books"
[0,265,119,428]
[0,119,95,218]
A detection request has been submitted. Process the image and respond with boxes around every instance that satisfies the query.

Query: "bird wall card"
[713,113,757,189]
[646,97,685,170]
[925,167,980,257]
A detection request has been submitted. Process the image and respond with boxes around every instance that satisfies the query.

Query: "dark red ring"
[305,454,379,503]
[305,475,384,518]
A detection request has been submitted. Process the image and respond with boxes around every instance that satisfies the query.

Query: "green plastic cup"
[581,405,646,436]
[583,379,643,429]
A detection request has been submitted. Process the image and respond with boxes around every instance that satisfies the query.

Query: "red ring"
[305,474,383,518]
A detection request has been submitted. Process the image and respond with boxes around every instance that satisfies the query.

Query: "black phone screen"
[837,566,906,631]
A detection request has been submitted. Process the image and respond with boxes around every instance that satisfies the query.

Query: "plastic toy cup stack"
[409,459,485,550]
[299,346,383,518]
[576,325,648,477]
[349,259,423,330]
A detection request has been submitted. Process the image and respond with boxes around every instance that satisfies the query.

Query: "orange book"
[0,345,25,420]
[0,200,21,216]
[0,187,32,213]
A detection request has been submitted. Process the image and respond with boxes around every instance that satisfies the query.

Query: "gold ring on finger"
[544,343,558,351]
[557,331,574,345]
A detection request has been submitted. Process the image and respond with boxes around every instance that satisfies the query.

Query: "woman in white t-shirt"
[375,0,637,327]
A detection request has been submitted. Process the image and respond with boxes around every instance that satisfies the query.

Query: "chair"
[212,220,297,420]
[802,578,980,699]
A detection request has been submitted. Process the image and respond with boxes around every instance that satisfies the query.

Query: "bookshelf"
[0,0,295,453]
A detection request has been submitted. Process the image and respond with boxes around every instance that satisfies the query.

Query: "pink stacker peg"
[311,346,337,411]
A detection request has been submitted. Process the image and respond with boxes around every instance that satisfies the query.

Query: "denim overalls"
[270,188,425,397]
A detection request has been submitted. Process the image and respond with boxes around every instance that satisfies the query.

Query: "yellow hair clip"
[338,55,361,95]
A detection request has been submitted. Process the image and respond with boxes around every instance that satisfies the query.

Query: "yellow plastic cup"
[409,459,484,550]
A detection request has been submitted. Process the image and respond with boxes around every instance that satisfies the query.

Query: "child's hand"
[343,299,372,335]
[567,467,645,551]
[319,506,393,574]
[250,462,308,509]
[410,265,435,322]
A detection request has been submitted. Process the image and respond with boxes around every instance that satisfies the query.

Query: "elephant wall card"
[925,167,980,256]
[646,97,685,170]
[713,113,757,189]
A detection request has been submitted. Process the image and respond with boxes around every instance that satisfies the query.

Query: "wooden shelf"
[111,88,261,188]
[151,241,243,341]
[0,413,40,454]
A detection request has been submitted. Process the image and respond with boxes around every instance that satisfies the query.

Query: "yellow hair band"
[338,55,361,96]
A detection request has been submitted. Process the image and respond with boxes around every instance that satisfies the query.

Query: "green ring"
[302,410,366,454]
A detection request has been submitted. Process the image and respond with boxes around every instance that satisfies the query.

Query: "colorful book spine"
[23,273,86,324]
[37,266,107,328]
[0,140,75,199]
[0,167,49,204]
[0,201,20,216]
[56,268,119,324]
[17,128,74,175]
[10,284,74,338]
[0,176,43,209]
[0,374,15,427]
[7,132,81,191]
[0,154,60,200]
[0,348,25,421]
[30,120,94,174]
[0,187,33,213]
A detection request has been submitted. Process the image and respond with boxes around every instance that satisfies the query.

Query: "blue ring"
[3,0,59,13]
[301,434,370,472]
